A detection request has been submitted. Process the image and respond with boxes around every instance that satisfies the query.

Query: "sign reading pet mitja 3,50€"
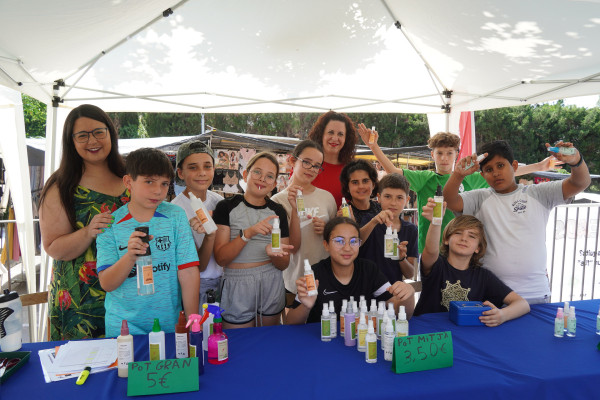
[391,331,453,373]
[127,358,199,396]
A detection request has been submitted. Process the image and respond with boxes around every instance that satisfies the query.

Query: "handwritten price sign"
[127,358,199,396]
[392,331,453,373]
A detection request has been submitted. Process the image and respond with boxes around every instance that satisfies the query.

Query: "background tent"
[0,0,599,341]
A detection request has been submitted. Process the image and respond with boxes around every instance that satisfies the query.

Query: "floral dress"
[49,186,129,340]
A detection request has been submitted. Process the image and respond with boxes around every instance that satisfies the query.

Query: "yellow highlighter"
[76,366,91,385]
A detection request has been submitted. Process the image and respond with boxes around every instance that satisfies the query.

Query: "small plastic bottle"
[368,126,376,144]
[189,192,218,235]
[391,229,399,260]
[566,306,576,337]
[548,146,576,155]
[563,301,569,332]
[380,313,389,351]
[341,197,350,218]
[376,301,386,339]
[554,307,564,338]
[207,306,228,364]
[202,290,219,351]
[271,217,281,252]
[148,318,165,361]
[396,305,409,337]
[296,189,306,217]
[357,313,368,352]
[304,260,318,296]
[384,318,395,362]
[340,299,347,338]
[353,301,360,329]
[384,226,394,258]
[186,313,205,375]
[175,311,189,359]
[344,301,356,347]
[387,303,396,332]
[365,319,377,364]
[359,295,366,306]
[117,320,134,378]
[432,185,443,226]
[321,303,331,342]
[135,226,154,296]
[369,299,378,337]
[596,305,600,335]
[329,300,337,339]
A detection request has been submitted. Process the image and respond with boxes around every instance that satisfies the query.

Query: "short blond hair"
[440,215,487,268]
[427,132,460,151]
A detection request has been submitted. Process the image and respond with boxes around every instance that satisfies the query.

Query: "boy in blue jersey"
[97,148,200,337]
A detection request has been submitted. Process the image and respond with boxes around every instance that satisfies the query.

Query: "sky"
[557,95,599,108]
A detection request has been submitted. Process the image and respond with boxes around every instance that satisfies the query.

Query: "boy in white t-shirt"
[171,141,224,308]
[443,140,591,304]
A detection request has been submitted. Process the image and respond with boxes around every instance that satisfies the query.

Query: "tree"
[22,94,46,137]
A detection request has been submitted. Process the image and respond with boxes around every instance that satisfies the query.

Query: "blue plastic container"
[449,301,491,326]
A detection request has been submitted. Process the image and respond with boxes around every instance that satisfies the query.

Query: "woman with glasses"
[271,140,337,309]
[308,111,358,208]
[213,152,293,329]
[39,104,129,340]
[286,217,415,324]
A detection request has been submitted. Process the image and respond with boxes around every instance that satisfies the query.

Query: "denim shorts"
[220,263,285,324]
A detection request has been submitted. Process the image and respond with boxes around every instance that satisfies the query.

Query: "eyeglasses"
[297,157,324,174]
[330,236,361,248]
[72,127,108,143]
[249,169,276,184]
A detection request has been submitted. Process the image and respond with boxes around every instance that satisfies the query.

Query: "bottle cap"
[342,197,347,204]
[0,289,19,303]
[386,226,392,235]
[152,318,161,332]
[304,259,311,272]
[206,289,216,304]
[120,319,130,336]
[385,318,394,332]
[398,305,406,320]
[134,226,151,255]
[570,306,575,316]
[370,299,377,311]
[367,319,375,333]
[352,301,358,313]
[359,312,366,324]
[341,299,348,313]
[393,228,398,235]
[435,184,442,197]
[556,307,563,319]
[176,311,187,328]
[329,300,335,313]
[297,189,303,196]
[387,303,395,317]
[273,217,280,229]
[378,302,385,313]
[185,313,203,332]
[322,303,330,317]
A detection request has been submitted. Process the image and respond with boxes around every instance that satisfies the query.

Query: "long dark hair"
[308,111,357,164]
[39,104,125,229]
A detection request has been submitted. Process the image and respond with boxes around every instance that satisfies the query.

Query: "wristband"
[567,155,584,168]
[398,256,406,262]
[240,229,251,242]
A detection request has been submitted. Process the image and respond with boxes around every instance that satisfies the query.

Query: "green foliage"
[22,94,46,137]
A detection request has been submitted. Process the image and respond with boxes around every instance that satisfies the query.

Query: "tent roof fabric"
[1,0,599,114]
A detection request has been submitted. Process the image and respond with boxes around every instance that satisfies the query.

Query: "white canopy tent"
[0,0,599,341]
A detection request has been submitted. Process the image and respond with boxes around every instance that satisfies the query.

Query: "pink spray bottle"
[207,305,228,365]
[186,310,210,375]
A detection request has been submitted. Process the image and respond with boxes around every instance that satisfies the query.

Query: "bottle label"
[392,241,398,257]
[554,319,564,337]
[209,323,214,335]
[149,343,160,361]
[340,315,345,335]
[305,273,317,292]
[597,316,600,333]
[118,342,133,368]
[342,205,350,218]
[350,321,356,340]
[195,208,209,224]
[189,344,197,358]
[330,315,337,336]
[218,339,228,361]
[142,264,154,285]
[433,200,443,218]
[367,340,377,360]
[385,238,394,254]
[296,197,305,213]
[175,333,189,358]
[321,319,331,337]
[358,328,367,347]
[568,318,576,334]
[271,233,280,249]
[371,316,377,334]
[384,334,394,360]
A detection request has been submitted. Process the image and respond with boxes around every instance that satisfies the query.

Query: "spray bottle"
[186,312,210,375]
[387,303,396,332]
[341,197,350,218]
[304,260,318,296]
[340,299,348,338]
[548,146,576,155]
[344,301,356,347]
[396,305,408,337]
[391,228,399,260]
[329,300,337,339]
[365,319,377,363]
[175,311,189,359]
[380,313,389,351]
[357,313,368,352]
[432,185,443,226]
[321,303,331,342]
[376,301,386,339]
[203,290,219,351]
[384,226,394,258]
[567,306,576,337]
[384,317,395,362]
[368,126,376,144]
[596,305,600,335]
[554,307,564,338]
[148,318,165,361]
[271,217,281,252]
[189,192,218,235]
[563,301,569,332]
[135,226,154,295]
[207,305,228,364]
[296,189,306,217]
[117,320,134,378]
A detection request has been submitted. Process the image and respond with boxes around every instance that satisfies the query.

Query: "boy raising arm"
[98,148,200,336]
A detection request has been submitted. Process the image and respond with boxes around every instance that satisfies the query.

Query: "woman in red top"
[308,111,358,207]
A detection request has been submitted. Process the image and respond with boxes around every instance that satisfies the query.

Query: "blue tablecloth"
[2,300,599,399]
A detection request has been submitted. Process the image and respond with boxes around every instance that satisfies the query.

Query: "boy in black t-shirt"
[414,198,530,326]
[286,217,415,324]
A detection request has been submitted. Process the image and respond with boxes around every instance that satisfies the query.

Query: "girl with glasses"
[39,104,129,340]
[213,152,293,329]
[271,140,337,310]
[286,217,415,325]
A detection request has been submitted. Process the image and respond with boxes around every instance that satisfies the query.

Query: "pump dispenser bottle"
[567,306,576,337]
[357,313,368,352]
[329,300,337,338]
[304,260,318,296]
[554,307,564,338]
[296,189,306,217]
[384,226,394,258]
[391,228,399,260]
[341,197,350,218]
[186,313,209,375]
[432,185,443,225]
[321,303,331,342]
[396,306,409,337]
[271,217,281,252]
[117,320,134,378]
[365,320,377,363]
[148,318,165,360]
[207,305,228,364]
[340,299,347,338]
[344,301,356,347]
[384,318,395,361]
